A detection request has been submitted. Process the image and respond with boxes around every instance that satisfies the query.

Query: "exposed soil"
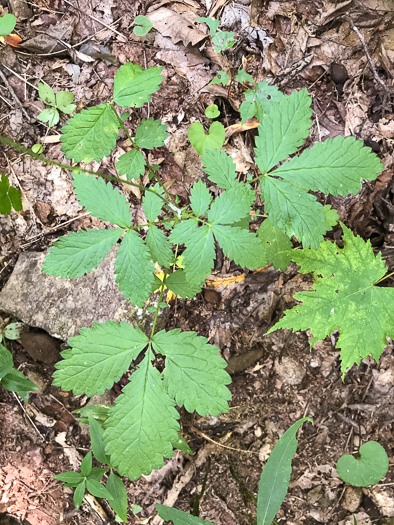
[0,0,393,524]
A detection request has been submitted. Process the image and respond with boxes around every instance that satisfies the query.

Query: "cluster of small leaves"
[0,323,38,402]
[196,16,235,53]
[0,173,22,214]
[37,82,76,127]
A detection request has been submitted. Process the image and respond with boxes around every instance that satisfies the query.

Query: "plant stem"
[109,104,174,203]
[0,133,169,204]
[149,269,168,340]
[374,270,394,285]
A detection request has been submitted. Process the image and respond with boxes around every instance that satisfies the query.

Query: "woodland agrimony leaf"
[53,321,149,396]
[61,104,119,163]
[114,229,155,306]
[116,149,146,180]
[113,63,163,108]
[142,184,164,222]
[257,218,292,271]
[104,351,180,480]
[157,504,214,524]
[322,205,339,231]
[269,224,394,374]
[261,176,326,249]
[190,180,211,217]
[254,89,312,174]
[145,226,174,267]
[42,228,121,278]
[202,149,237,189]
[165,270,202,299]
[135,118,168,149]
[273,135,384,196]
[72,173,132,228]
[153,329,231,416]
[208,183,255,224]
[211,224,266,269]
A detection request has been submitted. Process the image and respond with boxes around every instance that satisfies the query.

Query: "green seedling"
[337,441,389,487]
[0,174,22,214]
[37,82,76,126]
[0,336,38,402]
[133,15,153,36]
[205,104,220,118]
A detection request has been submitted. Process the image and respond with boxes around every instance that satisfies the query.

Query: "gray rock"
[275,356,306,385]
[0,250,167,341]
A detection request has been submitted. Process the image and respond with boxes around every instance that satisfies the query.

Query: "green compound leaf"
[42,228,121,278]
[114,229,155,306]
[142,184,164,222]
[113,63,163,108]
[106,471,128,522]
[153,329,231,416]
[240,81,283,124]
[202,149,237,189]
[209,70,229,87]
[145,226,174,267]
[196,16,220,36]
[190,180,212,217]
[205,104,220,119]
[37,82,56,106]
[135,117,168,149]
[53,321,149,396]
[257,417,313,525]
[170,221,215,286]
[165,270,202,299]
[255,89,312,174]
[188,121,225,156]
[72,173,132,228]
[0,13,16,36]
[268,224,394,374]
[55,91,76,114]
[37,107,60,127]
[273,135,384,196]
[104,351,180,480]
[61,103,119,163]
[157,504,214,524]
[261,176,326,249]
[257,218,292,271]
[133,14,153,36]
[116,149,146,180]
[336,441,389,487]
[211,224,266,269]
[0,174,22,214]
[212,31,235,53]
[208,183,255,224]
[0,343,13,379]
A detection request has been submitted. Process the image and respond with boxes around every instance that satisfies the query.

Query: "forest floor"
[0,0,393,524]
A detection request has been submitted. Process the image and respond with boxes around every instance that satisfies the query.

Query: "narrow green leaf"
[254,89,312,174]
[142,184,164,222]
[208,183,255,225]
[202,150,237,189]
[261,176,326,249]
[0,343,13,379]
[114,229,155,306]
[153,329,231,416]
[80,451,92,477]
[212,224,266,269]
[156,505,214,524]
[86,479,113,499]
[146,226,173,268]
[190,180,211,217]
[116,149,146,180]
[72,173,132,228]
[188,122,225,156]
[257,417,313,525]
[135,118,168,149]
[165,270,202,299]
[1,368,39,396]
[42,228,121,278]
[53,321,149,396]
[54,471,84,484]
[113,63,163,108]
[74,481,86,510]
[273,135,384,196]
[61,103,119,163]
[106,472,128,522]
[173,435,194,455]
[104,352,180,480]
[257,218,292,271]
[88,415,109,465]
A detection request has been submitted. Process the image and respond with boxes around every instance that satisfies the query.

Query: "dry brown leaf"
[147,7,207,47]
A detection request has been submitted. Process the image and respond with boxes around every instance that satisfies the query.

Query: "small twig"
[344,16,388,91]
[0,68,31,121]
[192,427,255,455]
[12,392,47,442]
[1,65,38,91]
